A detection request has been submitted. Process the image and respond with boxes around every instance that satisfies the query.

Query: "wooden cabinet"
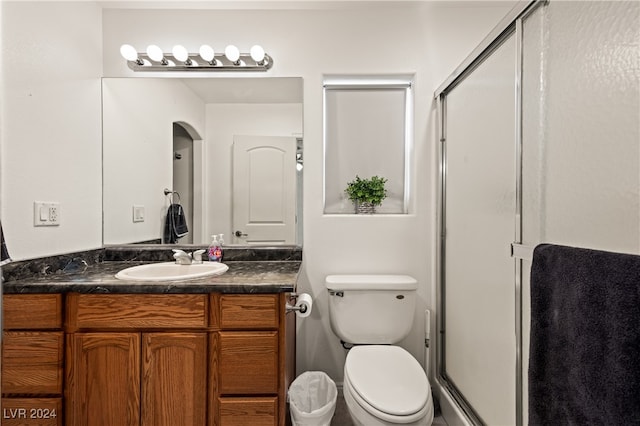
[65,294,208,426]
[218,332,279,394]
[210,294,288,426]
[66,293,208,330]
[3,291,294,426]
[218,397,279,426]
[1,399,63,426]
[66,332,141,426]
[142,333,208,426]
[66,331,208,426]
[3,294,63,330]
[2,294,64,426]
[219,295,279,329]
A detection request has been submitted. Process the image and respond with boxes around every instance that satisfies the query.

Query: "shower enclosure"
[435,1,639,425]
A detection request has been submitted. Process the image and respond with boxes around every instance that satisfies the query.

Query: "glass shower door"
[441,32,517,425]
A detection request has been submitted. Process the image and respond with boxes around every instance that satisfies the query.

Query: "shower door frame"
[434,1,543,425]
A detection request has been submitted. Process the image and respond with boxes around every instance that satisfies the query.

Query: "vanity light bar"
[120,44,273,72]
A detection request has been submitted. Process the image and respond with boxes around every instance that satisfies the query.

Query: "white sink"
[115,262,229,282]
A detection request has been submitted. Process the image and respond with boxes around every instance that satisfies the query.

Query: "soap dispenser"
[208,235,222,262]
[218,234,224,261]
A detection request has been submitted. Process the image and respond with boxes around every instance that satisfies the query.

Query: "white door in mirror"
[232,135,297,244]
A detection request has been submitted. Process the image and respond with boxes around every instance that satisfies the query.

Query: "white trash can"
[288,371,337,426]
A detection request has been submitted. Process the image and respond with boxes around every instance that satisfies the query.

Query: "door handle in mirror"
[235,230,248,237]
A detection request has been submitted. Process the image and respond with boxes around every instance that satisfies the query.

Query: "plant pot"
[355,201,376,214]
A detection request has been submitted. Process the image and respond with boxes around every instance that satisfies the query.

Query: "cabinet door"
[66,333,140,426]
[218,331,278,394]
[141,333,207,426]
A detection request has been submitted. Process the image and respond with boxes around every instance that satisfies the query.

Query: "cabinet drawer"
[220,294,279,329]
[1,398,62,426]
[218,397,278,426]
[2,332,64,394]
[67,294,207,330]
[3,295,62,330]
[219,331,279,394]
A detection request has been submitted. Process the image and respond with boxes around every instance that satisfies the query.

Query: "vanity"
[1,246,300,426]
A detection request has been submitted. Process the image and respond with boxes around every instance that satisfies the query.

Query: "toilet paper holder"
[286,293,308,314]
[286,303,308,314]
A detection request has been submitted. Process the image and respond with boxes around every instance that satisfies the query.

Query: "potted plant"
[344,175,388,214]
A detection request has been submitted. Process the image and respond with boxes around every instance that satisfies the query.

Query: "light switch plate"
[133,205,145,223]
[34,201,60,226]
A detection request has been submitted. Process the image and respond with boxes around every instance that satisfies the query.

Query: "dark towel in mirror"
[529,243,640,426]
[163,203,188,244]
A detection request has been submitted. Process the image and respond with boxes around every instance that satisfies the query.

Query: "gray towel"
[529,243,640,426]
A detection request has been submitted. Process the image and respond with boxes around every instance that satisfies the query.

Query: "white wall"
[425,1,519,89]
[0,1,515,384]
[205,103,302,242]
[1,2,103,259]
[102,78,205,244]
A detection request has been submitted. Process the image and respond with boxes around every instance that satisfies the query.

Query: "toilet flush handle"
[234,230,248,238]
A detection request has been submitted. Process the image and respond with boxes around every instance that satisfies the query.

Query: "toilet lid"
[345,345,429,416]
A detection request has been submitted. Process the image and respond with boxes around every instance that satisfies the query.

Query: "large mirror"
[102,77,303,247]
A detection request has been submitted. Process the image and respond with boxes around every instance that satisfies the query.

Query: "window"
[323,75,413,214]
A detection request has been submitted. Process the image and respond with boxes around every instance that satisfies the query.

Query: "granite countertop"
[3,261,300,294]
[2,246,301,294]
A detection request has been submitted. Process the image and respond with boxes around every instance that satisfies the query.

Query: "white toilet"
[325,274,434,426]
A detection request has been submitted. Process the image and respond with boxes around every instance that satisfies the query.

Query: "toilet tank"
[325,275,418,345]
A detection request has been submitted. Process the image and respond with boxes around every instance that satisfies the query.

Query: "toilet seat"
[344,345,430,423]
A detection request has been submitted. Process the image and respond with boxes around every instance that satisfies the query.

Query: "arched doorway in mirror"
[173,121,204,244]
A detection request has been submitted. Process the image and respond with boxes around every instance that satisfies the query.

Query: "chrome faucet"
[172,249,206,265]
[191,249,206,264]
[172,249,192,265]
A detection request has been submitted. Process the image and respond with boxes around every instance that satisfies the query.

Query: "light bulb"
[172,45,189,63]
[120,44,139,61]
[225,45,240,64]
[199,45,215,63]
[146,45,165,62]
[250,45,265,63]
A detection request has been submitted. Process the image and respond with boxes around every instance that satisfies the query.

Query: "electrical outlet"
[34,202,60,226]
[133,205,145,223]
[49,205,58,223]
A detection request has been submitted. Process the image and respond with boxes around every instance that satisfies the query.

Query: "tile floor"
[330,390,447,425]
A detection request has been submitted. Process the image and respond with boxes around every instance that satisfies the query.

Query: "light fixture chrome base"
[126,52,273,72]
